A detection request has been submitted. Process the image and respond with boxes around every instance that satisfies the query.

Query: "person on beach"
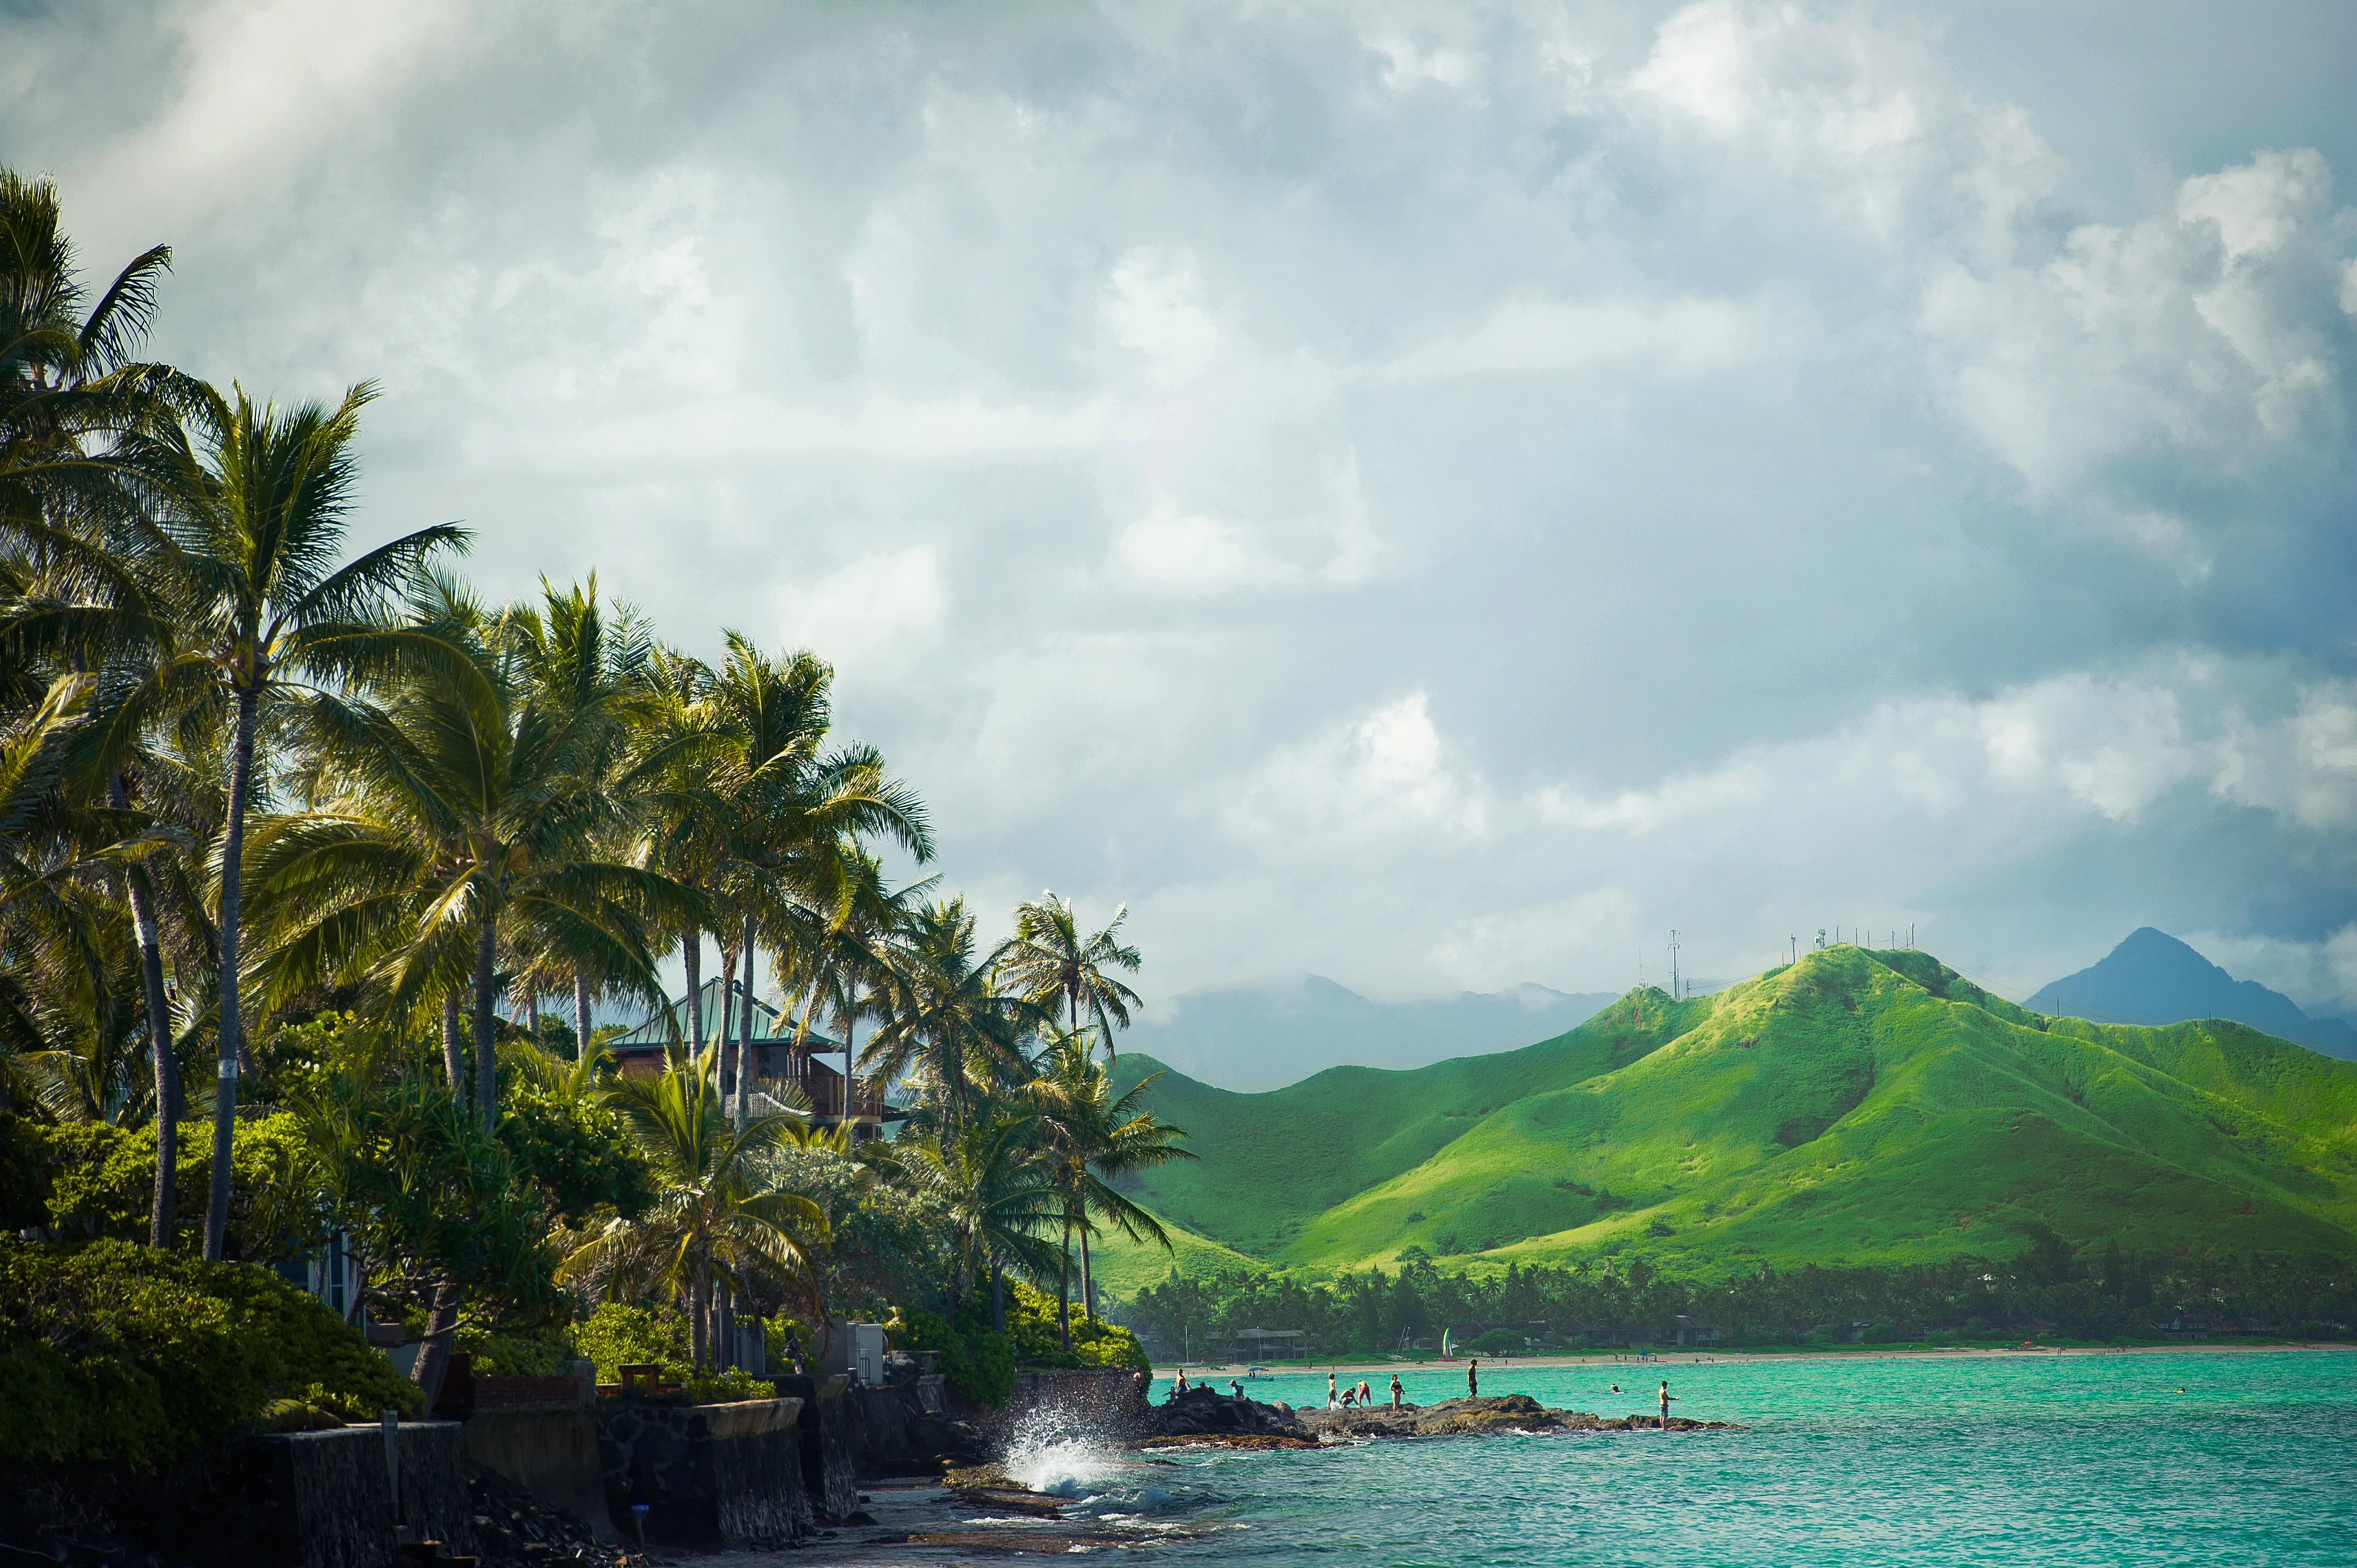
[1328,1370,1339,1409]
[1231,1379,1244,1399]
[626,1462,653,1555]
[1341,1385,1356,1409]
[1357,1379,1373,1407]
[1658,1381,1677,1430]
[1389,1374,1404,1410]
[1468,1358,1479,1397]
[1174,1366,1190,1394]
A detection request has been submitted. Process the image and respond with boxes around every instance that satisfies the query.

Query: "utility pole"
[1789,934,1797,964]
[1669,930,1680,1000]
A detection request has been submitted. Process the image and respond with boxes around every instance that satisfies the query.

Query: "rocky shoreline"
[1131,1386,1738,1448]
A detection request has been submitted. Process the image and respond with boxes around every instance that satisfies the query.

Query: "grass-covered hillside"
[1111,946,2357,1277]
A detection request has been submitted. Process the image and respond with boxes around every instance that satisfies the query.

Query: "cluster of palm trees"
[1,170,1186,1374]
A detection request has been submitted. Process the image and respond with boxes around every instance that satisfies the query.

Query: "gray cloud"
[8,0,2355,1013]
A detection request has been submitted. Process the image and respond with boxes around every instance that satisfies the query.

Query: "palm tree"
[498,575,654,1055]
[1,167,194,1241]
[999,893,1143,1060]
[1028,1025,1192,1342]
[862,897,1039,1132]
[773,850,935,1130]
[559,1046,827,1366]
[131,379,464,1260]
[241,621,698,1141]
[897,1106,1062,1331]
[699,633,930,1126]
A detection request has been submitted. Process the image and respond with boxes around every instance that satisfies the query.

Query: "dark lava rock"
[1305,1394,1738,1438]
[1136,1387,1313,1445]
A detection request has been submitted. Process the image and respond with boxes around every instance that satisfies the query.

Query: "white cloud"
[778,547,946,673]
[1383,294,1785,381]
[1115,503,1298,596]
[9,0,2353,1016]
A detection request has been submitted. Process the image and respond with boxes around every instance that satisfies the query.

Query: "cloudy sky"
[8,0,2356,1018]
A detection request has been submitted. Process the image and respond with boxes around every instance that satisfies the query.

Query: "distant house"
[605,977,905,1140]
[1231,1327,1309,1360]
[1673,1314,1720,1347]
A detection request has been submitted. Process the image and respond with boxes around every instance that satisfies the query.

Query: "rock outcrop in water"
[1304,1394,1738,1437]
[1133,1387,1317,1448]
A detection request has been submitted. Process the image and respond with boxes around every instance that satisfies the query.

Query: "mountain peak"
[2029,930,2355,1059]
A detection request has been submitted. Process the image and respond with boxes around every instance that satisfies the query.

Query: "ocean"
[985,1350,2356,1565]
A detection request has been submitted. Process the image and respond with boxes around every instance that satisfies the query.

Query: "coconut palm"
[240,620,698,1138]
[1028,1025,1192,1342]
[125,379,465,1260]
[559,1046,827,1365]
[698,633,931,1125]
[862,897,1040,1132]
[497,575,655,1054]
[999,893,1143,1060]
[1,167,199,1241]
[897,1105,1062,1330]
[773,850,936,1129]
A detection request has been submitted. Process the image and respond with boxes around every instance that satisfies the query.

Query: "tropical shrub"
[896,1306,1016,1407]
[0,1238,419,1468]
[34,1114,325,1261]
[1001,1277,1149,1370]
[565,1301,769,1401]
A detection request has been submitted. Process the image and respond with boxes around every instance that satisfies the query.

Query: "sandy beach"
[1153,1340,2357,1381]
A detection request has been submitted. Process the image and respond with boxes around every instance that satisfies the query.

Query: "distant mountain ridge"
[1108,945,2357,1277]
[1114,974,1618,1091]
[2028,928,2357,1060]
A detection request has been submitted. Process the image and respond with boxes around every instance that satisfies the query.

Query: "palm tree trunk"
[1059,1214,1073,1351]
[689,1275,710,1368]
[681,922,702,1056]
[411,1273,461,1412]
[1080,1224,1095,1324]
[717,940,738,1091]
[202,688,258,1263]
[990,1257,1005,1335]
[574,973,593,1061]
[732,911,755,1128]
[441,992,465,1096]
[114,775,179,1249]
[474,909,499,1129]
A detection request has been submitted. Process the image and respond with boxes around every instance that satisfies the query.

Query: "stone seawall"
[594,1396,806,1548]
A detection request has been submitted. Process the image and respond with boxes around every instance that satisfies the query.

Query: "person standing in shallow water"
[1468,1358,1479,1397]
[1659,1380,1677,1430]
[1390,1374,1404,1410]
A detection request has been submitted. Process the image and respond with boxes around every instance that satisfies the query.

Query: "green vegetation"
[0,1239,419,1468]
[1116,946,2357,1276]
[1118,1242,2357,1358]
[0,168,1190,1458]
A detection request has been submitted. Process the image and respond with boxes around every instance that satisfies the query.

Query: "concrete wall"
[594,1397,806,1549]
[769,1375,860,1520]
[251,1422,474,1568]
[465,1409,613,1542]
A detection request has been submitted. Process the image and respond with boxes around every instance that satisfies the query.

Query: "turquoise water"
[1059,1352,2355,1565]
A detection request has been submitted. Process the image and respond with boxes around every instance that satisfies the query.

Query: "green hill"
[1112,946,2357,1278]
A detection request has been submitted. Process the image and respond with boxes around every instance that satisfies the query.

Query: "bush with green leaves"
[35,1113,324,1262]
[0,1238,420,1468]
[564,1302,770,1401]
[1001,1276,1150,1371]
[895,1304,1016,1407]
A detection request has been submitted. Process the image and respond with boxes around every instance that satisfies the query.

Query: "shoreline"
[1151,1340,2357,1380]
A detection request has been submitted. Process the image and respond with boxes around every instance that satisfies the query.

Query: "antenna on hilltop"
[1816,928,1828,950]
[1669,930,1680,1000]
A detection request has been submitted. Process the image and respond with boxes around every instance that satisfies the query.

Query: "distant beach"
[1154,1339,2357,1381]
